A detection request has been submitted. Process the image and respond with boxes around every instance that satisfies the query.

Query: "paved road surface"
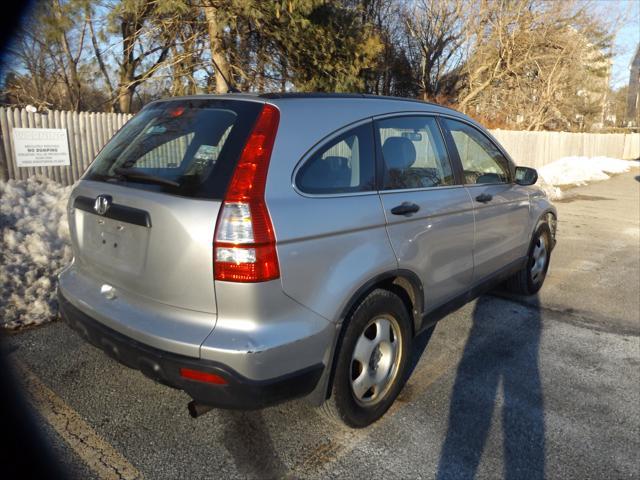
[4,171,639,479]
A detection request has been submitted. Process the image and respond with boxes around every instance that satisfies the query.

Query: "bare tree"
[457,0,613,131]
[87,5,116,111]
[48,0,89,110]
[0,0,622,131]
[109,1,174,113]
[203,2,234,94]
[2,0,95,110]
[2,37,61,109]
[402,0,469,100]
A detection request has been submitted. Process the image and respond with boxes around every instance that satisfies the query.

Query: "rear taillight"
[179,368,227,385]
[214,104,280,282]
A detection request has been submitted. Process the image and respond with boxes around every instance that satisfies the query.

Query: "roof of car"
[262,92,461,112]
[148,92,480,131]
[155,91,456,111]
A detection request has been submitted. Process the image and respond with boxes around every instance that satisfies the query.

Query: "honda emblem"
[94,195,112,216]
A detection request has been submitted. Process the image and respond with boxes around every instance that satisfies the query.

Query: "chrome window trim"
[380,184,467,194]
[463,183,514,189]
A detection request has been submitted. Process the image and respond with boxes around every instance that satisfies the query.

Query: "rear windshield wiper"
[113,167,180,187]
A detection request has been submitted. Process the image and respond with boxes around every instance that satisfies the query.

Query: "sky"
[600,0,640,89]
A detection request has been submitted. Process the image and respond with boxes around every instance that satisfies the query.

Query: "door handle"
[391,202,420,216]
[475,193,493,203]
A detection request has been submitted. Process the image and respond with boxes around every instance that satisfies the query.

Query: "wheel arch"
[534,209,557,249]
[337,269,424,332]
[309,269,424,405]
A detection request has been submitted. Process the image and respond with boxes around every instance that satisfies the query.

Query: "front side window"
[376,116,453,190]
[443,119,510,185]
[296,123,375,194]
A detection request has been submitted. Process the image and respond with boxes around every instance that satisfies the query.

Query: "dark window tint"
[296,123,375,194]
[84,99,262,199]
[377,116,453,190]
[443,119,510,184]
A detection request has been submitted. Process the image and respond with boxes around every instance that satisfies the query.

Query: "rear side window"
[84,99,262,199]
[376,116,453,190]
[443,118,511,184]
[296,123,375,194]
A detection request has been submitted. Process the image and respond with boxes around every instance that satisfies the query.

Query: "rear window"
[84,99,263,199]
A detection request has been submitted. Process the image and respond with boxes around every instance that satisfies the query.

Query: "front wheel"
[506,223,552,295]
[321,289,412,428]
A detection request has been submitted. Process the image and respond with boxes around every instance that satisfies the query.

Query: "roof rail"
[258,92,445,109]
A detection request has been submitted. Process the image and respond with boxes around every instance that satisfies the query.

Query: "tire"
[320,288,413,428]
[506,223,552,295]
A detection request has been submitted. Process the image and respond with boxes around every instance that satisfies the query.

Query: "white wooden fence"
[0,107,132,185]
[0,106,638,185]
[491,129,640,169]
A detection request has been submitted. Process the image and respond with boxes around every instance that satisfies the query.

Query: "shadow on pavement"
[221,410,288,479]
[437,295,545,480]
[407,325,435,379]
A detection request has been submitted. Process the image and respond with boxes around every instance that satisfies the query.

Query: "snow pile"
[536,176,563,200]
[538,156,638,198]
[1,177,72,329]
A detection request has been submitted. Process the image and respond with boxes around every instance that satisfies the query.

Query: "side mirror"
[515,166,538,186]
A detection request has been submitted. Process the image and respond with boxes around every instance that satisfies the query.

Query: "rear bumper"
[59,290,324,409]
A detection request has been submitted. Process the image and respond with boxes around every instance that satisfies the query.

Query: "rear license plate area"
[79,213,149,274]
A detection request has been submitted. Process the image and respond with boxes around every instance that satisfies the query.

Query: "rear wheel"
[506,223,552,295]
[321,289,412,428]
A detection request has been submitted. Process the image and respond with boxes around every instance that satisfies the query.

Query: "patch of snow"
[538,156,639,199]
[1,176,72,329]
[536,176,563,200]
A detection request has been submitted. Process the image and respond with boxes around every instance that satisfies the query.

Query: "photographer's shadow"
[437,295,545,479]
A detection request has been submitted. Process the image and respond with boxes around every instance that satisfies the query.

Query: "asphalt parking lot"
[3,171,639,479]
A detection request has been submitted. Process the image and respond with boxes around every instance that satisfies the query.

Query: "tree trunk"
[117,60,136,113]
[88,7,115,111]
[116,17,137,114]
[170,45,184,96]
[59,38,83,110]
[54,0,84,110]
[204,5,233,94]
[117,84,134,114]
[280,54,288,92]
[183,32,198,95]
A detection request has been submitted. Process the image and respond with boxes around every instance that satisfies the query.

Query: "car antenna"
[211,57,239,94]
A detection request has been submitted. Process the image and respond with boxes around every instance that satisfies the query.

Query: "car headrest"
[323,156,351,187]
[323,156,348,170]
[382,137,416,170]
[298,155,351,191]
[475,172,502,184]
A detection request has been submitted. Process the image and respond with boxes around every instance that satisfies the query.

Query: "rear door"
[276,120,398,322]
[440,118,530,281]
[69,99,263,314]
[375,114,475,310]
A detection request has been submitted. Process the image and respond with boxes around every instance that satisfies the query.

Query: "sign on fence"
[12,128,71,167]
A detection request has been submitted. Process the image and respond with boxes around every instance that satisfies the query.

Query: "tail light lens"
[214,104,280,282]
[179,368,228,385]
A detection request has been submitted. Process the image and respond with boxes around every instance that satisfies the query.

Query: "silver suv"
[59,93,556,427]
